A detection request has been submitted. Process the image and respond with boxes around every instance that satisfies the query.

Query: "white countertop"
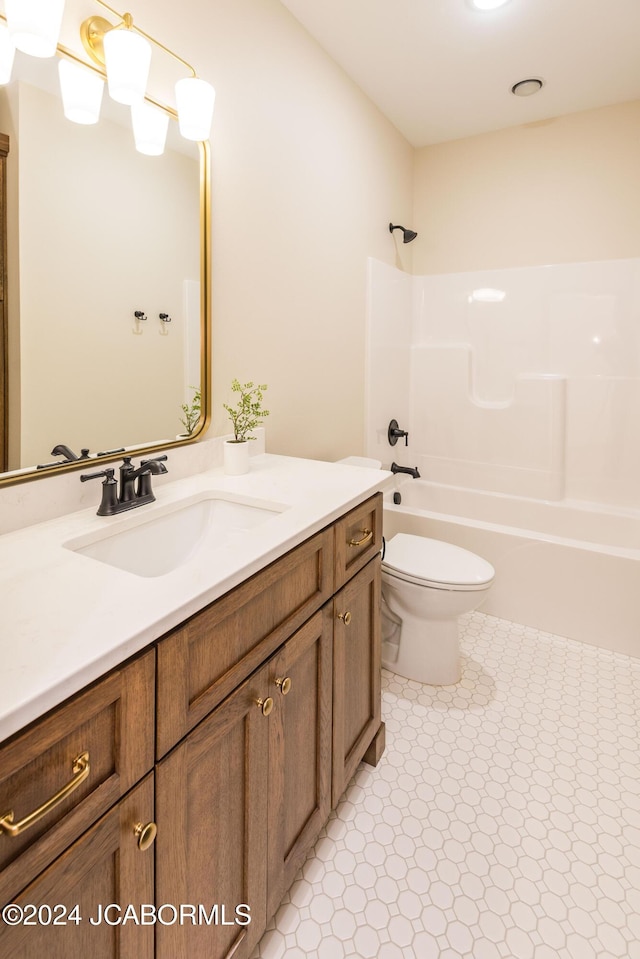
[0,454,391,742]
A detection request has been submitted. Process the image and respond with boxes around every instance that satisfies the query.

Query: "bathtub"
[383,478,640,658]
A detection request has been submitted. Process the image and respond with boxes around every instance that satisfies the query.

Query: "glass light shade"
[131,101,169,156]
[103,27,151,105]
[6,0,65,58]
[175,77,215,141]
[0,26,16,85]
[58,60,104,125]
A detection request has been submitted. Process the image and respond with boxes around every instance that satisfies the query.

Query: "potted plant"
[222,379,269,474]
[178,386,201,438]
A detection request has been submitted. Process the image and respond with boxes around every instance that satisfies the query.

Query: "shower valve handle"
[388,419,409,446]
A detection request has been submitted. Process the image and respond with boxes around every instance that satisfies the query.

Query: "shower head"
[389,222,418,243]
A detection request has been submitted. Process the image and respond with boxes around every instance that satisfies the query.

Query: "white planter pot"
[224,439,250,475]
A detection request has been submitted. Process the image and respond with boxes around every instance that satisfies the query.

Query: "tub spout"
[390,462,420,479]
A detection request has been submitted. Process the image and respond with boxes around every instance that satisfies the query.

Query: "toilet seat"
[382,533,494,591]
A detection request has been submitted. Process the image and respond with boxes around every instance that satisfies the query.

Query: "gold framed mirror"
[0,34,211,488]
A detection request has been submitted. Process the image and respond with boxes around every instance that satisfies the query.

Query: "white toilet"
[381,533,494,685]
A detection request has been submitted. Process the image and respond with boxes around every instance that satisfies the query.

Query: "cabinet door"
[332,558,382,807]
[155,664,270,959]
[0,775,155,959]
[266,608,332,919]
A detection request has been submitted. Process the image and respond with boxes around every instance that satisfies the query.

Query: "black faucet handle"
[140,454,168,466]
[80,468,119,515]
[80,467,115,483]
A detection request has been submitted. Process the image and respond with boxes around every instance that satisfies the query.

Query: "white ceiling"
[278,0,640,147]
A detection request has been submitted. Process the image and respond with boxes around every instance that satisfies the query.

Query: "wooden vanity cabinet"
[0,492,384,959]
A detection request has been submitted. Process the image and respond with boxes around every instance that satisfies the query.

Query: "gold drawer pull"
[0,751,90,839]
[275,677,292,696]
[348,529,373,548]
[256,696,274,717]
[338,611,352,626]
[134,821,157,852]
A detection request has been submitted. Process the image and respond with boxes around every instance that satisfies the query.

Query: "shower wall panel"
[367,257,640,509]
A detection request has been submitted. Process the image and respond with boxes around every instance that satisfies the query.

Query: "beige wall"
[412,100,640,275]
[129,0,415,461]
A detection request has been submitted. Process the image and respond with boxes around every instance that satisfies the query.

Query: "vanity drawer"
[156,527,334,757]
[334,493,382,590]
[0,649,155,905]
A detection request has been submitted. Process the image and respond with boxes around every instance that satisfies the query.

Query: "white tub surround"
[0,455,392,741]
[367,256,640,512]
[384,478,640,658]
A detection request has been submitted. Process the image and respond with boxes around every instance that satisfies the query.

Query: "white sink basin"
[64,492,286,577]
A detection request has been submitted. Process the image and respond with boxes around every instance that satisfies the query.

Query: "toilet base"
[382,614,461,685]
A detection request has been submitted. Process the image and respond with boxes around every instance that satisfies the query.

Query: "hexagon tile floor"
[251,610,640,959]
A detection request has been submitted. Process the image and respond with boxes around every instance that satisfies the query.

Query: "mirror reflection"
[0,52,202,477]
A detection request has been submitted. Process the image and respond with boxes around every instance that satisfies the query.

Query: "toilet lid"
[382,533,495,590]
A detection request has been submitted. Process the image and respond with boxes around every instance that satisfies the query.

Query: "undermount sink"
[64,492,287,577]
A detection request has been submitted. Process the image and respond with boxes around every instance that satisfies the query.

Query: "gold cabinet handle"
[0,751,90,838]
[134,821,157,852]
[348,529,373,548]
[256,696,274,717]
[275,677,292,695]
[338,611,352,626]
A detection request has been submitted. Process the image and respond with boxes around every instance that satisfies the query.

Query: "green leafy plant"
[223,379,269,442]
[179,386,202,436]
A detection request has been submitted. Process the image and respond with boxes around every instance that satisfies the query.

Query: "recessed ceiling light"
[470,0,511,10]
[511,78,544,97]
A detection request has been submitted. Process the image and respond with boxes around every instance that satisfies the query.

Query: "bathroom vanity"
[0,455,387,958]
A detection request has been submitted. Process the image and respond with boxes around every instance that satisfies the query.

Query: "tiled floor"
[252,611,640,959]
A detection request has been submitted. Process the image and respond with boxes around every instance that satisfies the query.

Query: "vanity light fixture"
[5,0,65,58]
[101,15,151,106]
[175,77,216,142]
[58,59,104,124]
[80,1,215,143]
[131,100,170,155]
[0,0,215,154]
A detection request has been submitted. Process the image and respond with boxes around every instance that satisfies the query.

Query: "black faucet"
[390,462,420,479]
[81,455,168,516]
[37,444,92,468]
[51,444,91,462]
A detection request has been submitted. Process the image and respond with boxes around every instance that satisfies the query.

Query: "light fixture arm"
[84,0,197,78]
